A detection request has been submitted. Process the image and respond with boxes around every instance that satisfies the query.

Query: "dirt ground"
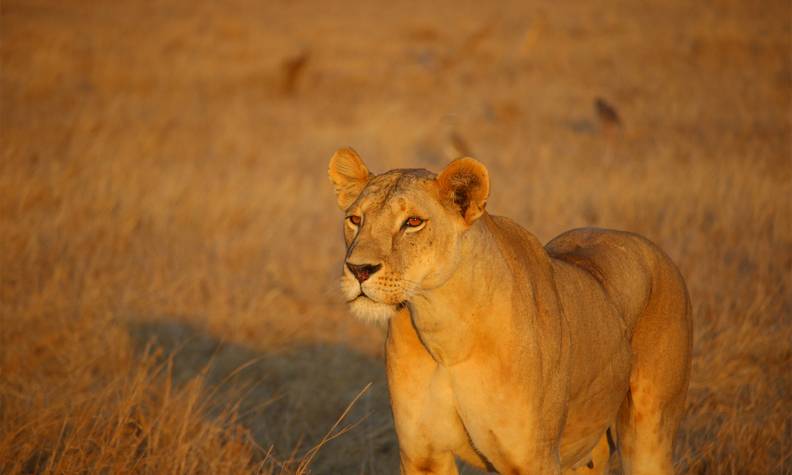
[1,0,790,473]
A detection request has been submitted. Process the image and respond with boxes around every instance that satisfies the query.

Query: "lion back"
[545,227,671,332]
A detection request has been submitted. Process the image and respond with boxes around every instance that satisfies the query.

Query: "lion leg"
[616,382,685,475]
[400,451,458,475]
[617,257,692,475]
[565,430,611,474]
[387,308,465,475]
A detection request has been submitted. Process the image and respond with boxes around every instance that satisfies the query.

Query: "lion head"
[328,147,490,322]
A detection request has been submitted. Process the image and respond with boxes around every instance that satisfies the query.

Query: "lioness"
[328,148,692,475]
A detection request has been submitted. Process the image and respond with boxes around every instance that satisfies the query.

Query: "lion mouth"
[347,294,409,312]
[347,291,371,303]
[347,292,406,309]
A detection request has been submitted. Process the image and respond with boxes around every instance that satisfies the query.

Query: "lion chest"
[441,354,562,470]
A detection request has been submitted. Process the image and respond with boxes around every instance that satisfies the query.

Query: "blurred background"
[1,0,790,473]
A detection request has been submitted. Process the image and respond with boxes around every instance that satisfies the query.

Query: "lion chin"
[348,296,398,323]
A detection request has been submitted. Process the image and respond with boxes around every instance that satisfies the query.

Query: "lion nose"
[346,262,382,283]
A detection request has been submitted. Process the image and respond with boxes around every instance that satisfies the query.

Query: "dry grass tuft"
[1,314,267,474]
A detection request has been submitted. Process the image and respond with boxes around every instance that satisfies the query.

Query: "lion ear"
[328,147,372,210]
[436,157,490,225]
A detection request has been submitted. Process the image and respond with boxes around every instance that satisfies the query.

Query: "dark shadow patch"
[127,318,398,473]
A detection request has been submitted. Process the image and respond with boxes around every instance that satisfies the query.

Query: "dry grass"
[1,0,790,473]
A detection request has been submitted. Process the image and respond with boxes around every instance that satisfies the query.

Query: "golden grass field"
[1,0,790,473]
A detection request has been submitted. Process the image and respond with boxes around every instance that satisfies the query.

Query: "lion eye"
[348,215,362,226]
[405,217,423,227]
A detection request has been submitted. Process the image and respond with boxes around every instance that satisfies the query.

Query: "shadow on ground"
[127,318,398,474]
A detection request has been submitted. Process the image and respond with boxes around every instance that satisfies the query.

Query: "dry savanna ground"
[1,0,790,473]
